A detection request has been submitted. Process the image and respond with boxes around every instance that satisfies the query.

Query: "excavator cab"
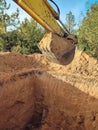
[13,0,77,65]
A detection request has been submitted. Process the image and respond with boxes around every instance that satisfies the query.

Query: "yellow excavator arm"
[14,0,65,36]
[13,0,77,65]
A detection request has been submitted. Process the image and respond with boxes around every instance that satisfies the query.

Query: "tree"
[1,30,19,51]
[65,11,76,33]
[0,0,45,54]
[78,3,98,58]
[0,0,20,52]
[11,19,45,54]
[0,0,20,33]
[0,37,5,51]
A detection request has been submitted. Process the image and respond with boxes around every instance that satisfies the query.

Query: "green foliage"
[13,18,45,54]
[12,45,30,54]
[78,3,98,58]
[0,37,5,51]
[0,0,45,54]
[0,19,45,54]
[18,18,45,53]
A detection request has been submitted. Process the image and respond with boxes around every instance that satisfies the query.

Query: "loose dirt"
[0,36,98,130]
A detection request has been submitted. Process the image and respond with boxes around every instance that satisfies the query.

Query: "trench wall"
[0,69,98,130]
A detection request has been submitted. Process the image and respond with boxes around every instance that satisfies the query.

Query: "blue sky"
[6,0,98,25]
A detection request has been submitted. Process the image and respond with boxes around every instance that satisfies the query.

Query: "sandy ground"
[0,50,98,130]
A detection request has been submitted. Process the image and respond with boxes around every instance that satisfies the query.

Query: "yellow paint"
[13,0,65,36]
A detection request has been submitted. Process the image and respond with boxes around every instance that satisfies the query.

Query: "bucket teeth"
[38,33,77,65]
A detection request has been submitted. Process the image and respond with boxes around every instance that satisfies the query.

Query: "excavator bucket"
[38,32,76,65]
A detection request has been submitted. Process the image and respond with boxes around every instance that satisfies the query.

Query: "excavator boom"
[14,0,65,36]
[13,0,77,65]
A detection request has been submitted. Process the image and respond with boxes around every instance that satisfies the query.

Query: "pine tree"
[0,0,20,33]
[78,3,98,58]
[65,11,76,33]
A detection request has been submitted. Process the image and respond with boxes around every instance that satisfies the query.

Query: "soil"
[0,35,98,130]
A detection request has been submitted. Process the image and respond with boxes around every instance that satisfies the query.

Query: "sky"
[6,0,98,25]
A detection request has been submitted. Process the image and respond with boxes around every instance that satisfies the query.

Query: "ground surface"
[0,50,98,130]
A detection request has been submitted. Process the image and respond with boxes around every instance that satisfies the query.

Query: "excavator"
[13,0,77,65]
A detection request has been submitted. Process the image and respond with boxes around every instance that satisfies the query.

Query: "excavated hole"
[0,49,98,130]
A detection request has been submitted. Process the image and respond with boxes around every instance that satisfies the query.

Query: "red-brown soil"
[0,51,98,130]
[0,50,98,130]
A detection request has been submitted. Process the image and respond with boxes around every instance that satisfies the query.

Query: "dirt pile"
[48,50,98,98]
[0,44,98,129]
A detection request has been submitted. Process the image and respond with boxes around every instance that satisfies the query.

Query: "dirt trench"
[0,35,98,130]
